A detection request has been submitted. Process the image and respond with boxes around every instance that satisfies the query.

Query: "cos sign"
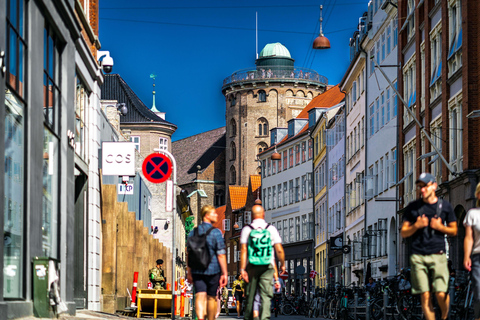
[102,142,135,176]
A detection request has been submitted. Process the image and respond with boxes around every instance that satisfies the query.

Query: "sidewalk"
[19,310,142,320]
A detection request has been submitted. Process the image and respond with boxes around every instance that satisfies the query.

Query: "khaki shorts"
[410,253,449,294]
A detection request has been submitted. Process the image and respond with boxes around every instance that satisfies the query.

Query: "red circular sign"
[142,153,172,183]
[279,271,289,280]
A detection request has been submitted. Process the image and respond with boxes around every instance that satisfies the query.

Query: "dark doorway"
[73,171,88,309]
[449,205,466,271]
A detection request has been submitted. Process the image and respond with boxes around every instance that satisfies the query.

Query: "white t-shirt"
[464,208,480,255]
[240,219,282,266]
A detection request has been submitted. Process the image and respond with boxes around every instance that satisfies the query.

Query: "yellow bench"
[136,289,172,318]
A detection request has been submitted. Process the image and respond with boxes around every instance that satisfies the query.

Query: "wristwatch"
[239,268,245,272]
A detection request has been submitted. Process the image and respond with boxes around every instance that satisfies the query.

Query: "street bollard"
[383,287,388,320]
[366,290,370,320]
[354,292,358,320]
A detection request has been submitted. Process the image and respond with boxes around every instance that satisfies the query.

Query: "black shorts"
[234,291,243,303]
[192,273,220,297]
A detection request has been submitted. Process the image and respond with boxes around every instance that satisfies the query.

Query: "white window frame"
[159,137,168,150]
[131,135,140,151]
[224,219,231,231]
[430,22,442,102]
[448,92,463,177]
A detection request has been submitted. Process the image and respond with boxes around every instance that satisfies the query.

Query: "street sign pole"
[154,148,177,320]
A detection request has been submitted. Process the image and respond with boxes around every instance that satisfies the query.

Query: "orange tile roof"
[250,175,261,193]
[229,186,248,210]
[214,205,226,233]
[296,85,344,119]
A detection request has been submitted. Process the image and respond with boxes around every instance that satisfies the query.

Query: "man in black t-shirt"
[401,172,457,320]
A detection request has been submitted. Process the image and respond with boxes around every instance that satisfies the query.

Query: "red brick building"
[397,0,480,270]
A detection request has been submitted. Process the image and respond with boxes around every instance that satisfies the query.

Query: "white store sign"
[102,142,135,176]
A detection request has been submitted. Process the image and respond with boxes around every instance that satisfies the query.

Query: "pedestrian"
[365,277,376,293]
[232,274,245,318]
[148,259,165,289]
[463,182,480,320]
[187,205,228,320]
[221,286,230,316]
[215,286,222,318]
[400,172,458,320]
[253,264,281,320]
[240,204,285,320]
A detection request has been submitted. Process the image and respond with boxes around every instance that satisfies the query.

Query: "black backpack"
[187,226,215,271]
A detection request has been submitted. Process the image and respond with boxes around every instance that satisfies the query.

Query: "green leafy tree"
[185,216,195,242]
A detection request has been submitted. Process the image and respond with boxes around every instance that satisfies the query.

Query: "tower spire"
[150,73,160,112]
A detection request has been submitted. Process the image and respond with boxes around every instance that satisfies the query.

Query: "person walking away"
[232,274,245,318]
[240,204,285,320]
[149,259,166,289]
[463,182,480,320]
[400,172,457,320]
[252,264,281,319]
[187,205,228,320]
[221,286,230,316]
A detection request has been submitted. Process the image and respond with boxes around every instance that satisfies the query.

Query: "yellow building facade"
[312,115,328,288]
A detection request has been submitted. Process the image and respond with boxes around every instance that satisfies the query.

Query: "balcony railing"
[222,66,328,88]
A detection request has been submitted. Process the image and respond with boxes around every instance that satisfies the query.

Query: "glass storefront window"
[4,90,24,298]
[42,127,59,258]
[4,0,26,299]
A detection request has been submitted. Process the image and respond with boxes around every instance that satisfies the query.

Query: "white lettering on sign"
[102,142,135,176]
[118,184,134,195]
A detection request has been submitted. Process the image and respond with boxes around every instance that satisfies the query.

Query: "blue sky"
[99,0,367,141]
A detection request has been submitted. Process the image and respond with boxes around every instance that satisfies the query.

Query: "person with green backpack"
[239,205,285,320]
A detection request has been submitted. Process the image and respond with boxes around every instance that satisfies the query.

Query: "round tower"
[222,42,328,187]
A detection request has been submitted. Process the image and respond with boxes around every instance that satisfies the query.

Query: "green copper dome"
[259,43,291,58]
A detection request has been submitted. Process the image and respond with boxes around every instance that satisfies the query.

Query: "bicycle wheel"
[283,303,294,315]
[370,300,383,320]
[329,299,337,319]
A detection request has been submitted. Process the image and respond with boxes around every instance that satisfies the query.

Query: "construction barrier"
[131,272,138,307]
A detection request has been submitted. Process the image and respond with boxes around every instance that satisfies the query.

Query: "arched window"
[215,190,225,207]
[257,118,269,136]
[231,94,236,107]
[230,141,236,160]
[230,166,236,185]
[257,142,268,156]
[230,119,237,137]
[258,90,266,102]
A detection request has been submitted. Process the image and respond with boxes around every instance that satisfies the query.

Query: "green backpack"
[247,224,273,265]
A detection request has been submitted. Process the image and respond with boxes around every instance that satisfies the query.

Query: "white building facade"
[341,21,368,286]
[364,0,399,279]
[260,119,314,296]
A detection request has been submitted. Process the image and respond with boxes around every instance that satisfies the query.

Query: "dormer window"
[258,90,266,102]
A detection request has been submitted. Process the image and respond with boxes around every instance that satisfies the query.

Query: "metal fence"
[222,66,328,87]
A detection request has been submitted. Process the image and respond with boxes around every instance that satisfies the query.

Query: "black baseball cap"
[415,172,435,184]
[156,259,164,265]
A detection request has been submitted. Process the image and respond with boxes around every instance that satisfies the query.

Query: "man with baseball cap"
[400,172,457,320]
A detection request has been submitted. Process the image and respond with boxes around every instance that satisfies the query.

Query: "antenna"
[256,12,258,59]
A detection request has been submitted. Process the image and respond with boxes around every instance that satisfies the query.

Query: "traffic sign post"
[150,149,177,320]
[142,153,172,184]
